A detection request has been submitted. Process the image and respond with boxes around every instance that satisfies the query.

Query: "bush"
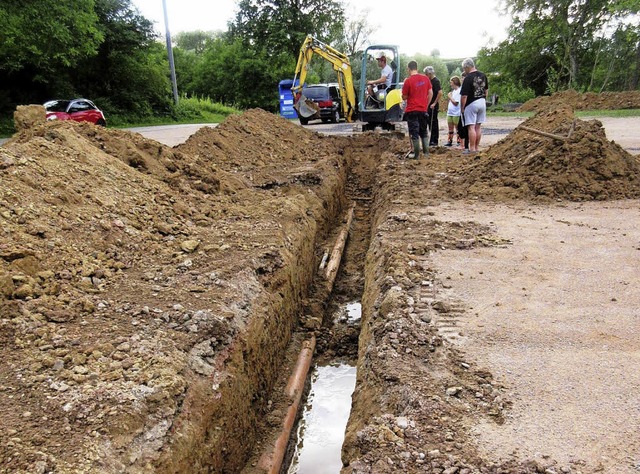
[173,96,238,122]
[0,116,15,137]
[106,96,240,128]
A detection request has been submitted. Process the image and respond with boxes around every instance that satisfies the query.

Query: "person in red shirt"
[402,60,433,159]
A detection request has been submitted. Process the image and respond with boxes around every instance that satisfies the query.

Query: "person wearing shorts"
[460,58,488,153]
[445,76,462,146]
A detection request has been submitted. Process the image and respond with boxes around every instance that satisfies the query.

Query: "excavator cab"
[358,45,404,131]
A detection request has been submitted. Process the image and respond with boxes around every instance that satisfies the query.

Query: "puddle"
[287,362,357,474]
[334,301,361,324]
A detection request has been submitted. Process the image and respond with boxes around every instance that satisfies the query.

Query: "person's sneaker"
[444,141,453,147]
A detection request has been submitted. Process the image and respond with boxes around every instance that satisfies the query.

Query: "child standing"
[445,76,462,147]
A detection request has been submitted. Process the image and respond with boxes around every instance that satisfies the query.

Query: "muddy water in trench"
[287,301,362,473]
[287,361,357,473]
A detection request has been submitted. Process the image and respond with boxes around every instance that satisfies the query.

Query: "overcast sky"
[131,0,511,58]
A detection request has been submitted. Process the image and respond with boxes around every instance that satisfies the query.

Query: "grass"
[108,97,239,128]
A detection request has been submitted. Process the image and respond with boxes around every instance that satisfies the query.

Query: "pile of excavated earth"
[435,103,640,201]
[519,89,640,112]
[1,103,639,473]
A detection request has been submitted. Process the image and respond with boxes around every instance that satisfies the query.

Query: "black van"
[297,83,343,125]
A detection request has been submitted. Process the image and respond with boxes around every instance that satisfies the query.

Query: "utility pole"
[162,0,179,105]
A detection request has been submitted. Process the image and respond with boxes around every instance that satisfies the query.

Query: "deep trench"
[240,140,379,473]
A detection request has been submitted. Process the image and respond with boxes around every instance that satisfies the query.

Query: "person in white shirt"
[367,55,393,89]
[365,54,394,109]
[445,76,462,147]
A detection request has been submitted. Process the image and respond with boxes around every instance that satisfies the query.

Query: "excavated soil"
[519,90,640,112]
[1,103,640,473]
[434,104,640,201]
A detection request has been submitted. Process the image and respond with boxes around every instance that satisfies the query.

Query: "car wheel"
[331,109,340,123]
[299,117,309,125]
[96,119,106,127]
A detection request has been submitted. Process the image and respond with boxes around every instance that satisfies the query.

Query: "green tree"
[0,0,174,117]
[409,54,448,83]
[194,0,348,111]
[229,0,346,59]
[339,8,375,57]
[194,38,292,111]
[484,0,640,93]
[0,0,104,111]
[175,30,220,54]
[0,0,103,75]
[73,0,171,116]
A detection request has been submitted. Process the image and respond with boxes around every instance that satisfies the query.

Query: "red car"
[44,99,107,126]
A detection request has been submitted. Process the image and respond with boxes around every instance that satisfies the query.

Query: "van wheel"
[331,110,340,123]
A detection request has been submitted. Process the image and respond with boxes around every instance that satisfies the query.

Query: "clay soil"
[1,101,640,474]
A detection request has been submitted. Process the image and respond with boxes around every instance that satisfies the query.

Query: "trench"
[240,138,379,473]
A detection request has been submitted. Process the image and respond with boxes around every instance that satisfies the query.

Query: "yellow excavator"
[291,35,357,124]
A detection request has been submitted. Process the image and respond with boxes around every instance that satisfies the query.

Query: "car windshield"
[44,100,70,112]
[303,87,330,100]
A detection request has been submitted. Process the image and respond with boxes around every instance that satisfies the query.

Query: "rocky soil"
[1,99,639,473]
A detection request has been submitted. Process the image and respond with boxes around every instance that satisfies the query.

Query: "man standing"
[424,66,442,146]
[459,58,488,154]
[402,60,433,159]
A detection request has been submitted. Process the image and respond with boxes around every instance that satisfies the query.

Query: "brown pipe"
[256,336,316,473]
[324,203,355,290]
[519,125,569,142]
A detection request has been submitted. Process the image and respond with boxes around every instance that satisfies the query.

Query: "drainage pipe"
[257,336,316,473]
[324,202,355,290]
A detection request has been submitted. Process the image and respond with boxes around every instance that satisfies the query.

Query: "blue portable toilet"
[279,79,299,119]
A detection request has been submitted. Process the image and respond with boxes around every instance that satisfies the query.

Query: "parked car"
[44,99,107,126]
[296,83,343,125]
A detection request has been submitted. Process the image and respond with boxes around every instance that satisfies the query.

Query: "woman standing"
[445,76,462,147]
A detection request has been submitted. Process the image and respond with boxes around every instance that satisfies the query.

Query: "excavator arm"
[292,35,357,122]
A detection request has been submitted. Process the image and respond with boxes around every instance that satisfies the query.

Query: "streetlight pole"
[162,0,179,105]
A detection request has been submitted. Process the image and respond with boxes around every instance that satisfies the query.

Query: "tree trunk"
[631,39,640,90]
[588,39,602,91]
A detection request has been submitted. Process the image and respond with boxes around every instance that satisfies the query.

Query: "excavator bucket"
[294,95,319,118]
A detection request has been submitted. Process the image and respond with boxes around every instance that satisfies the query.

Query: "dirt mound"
[7,120,245,195]
[178,108,328,165]
[438,104,640,201]
[14,104,46,132]
[519,90,640,112]
[0,110,348,472]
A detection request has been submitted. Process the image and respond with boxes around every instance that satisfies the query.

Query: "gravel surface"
[430,201,640,472]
